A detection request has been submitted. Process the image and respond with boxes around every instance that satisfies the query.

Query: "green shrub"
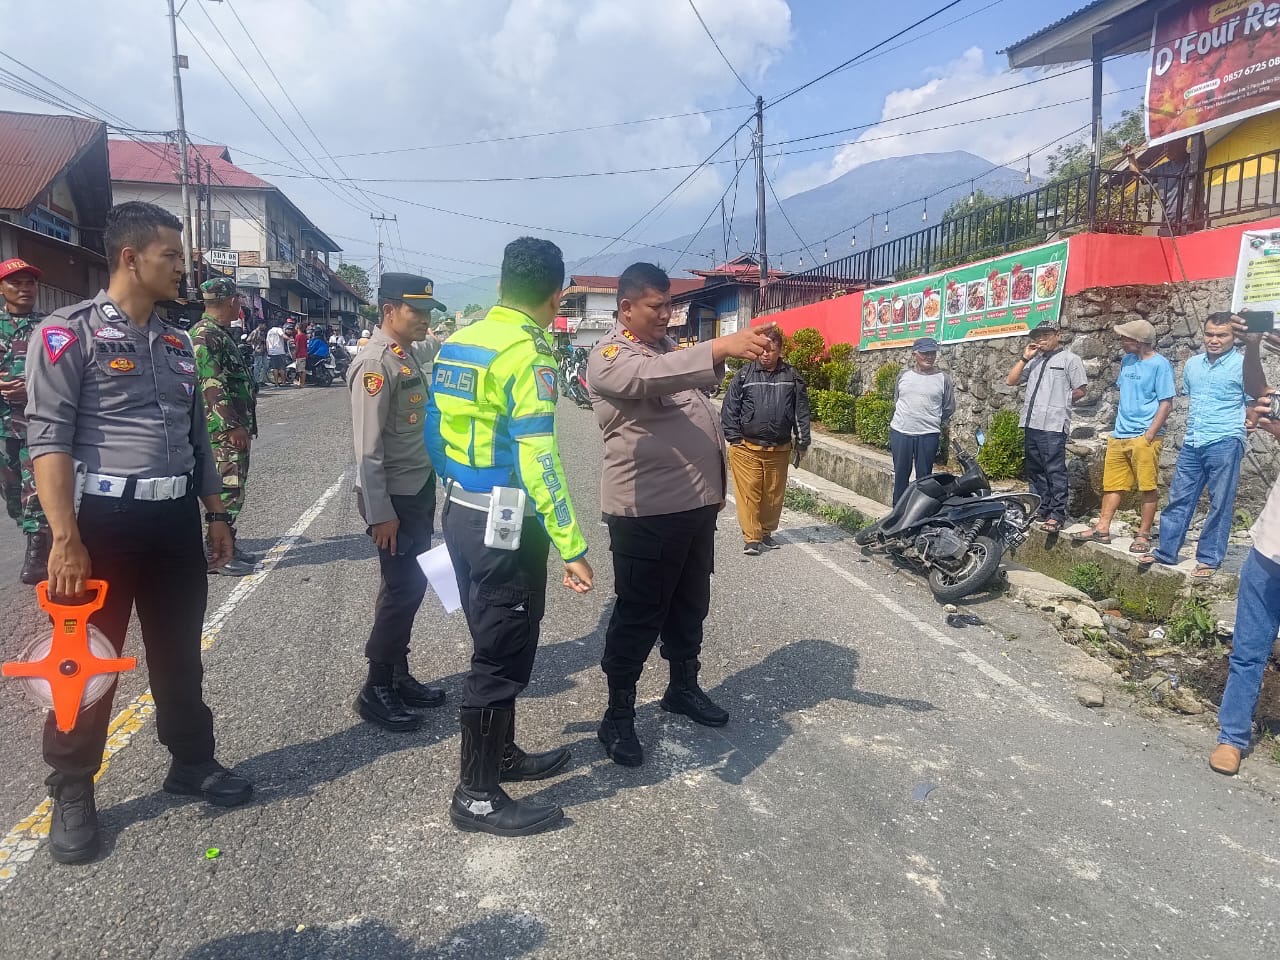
[785,328,827,388]
[1068,561,1113,600]
[977,409,1025,480]
[722,356,746,392]
[855,394,893,448]
[1167,597,1217,648]
[873,362,901,401]
[810,389,857,432]
[827,342,856,365]
[818,360,855,394]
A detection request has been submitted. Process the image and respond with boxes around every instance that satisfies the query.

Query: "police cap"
[380,272,446,314]
[200,276,239,301]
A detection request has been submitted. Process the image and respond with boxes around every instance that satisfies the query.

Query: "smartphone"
[1238,309,1277,334]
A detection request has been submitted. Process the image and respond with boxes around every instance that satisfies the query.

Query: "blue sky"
[0,0,1152,293]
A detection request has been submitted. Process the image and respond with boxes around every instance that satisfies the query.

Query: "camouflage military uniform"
[190,312,257,522]
[0,306,47,534]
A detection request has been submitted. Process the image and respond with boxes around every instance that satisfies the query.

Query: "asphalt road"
[0,382,1277,960]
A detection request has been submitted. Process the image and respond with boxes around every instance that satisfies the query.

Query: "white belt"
[447,484,535,516]
[84,473,190,501]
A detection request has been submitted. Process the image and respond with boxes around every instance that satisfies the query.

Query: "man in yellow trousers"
[721,326,811,555]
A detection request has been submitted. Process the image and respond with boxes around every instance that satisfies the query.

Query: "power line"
[766,0,967,108]
[687,0,754,98]
[674,149,754,270]
[326,233,500,270]
[764,167,816,265]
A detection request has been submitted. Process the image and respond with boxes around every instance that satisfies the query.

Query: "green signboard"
[858,240,1069,351]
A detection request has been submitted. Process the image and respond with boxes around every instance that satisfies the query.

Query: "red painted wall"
[752,291,864,344]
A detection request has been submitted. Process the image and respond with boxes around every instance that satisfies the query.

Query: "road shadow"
[183,914,545,960]
[523,637,936,811]
[269,533,377,571]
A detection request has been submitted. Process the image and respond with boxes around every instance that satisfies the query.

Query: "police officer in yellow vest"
[426,237,592,838]
[349,272,446,732]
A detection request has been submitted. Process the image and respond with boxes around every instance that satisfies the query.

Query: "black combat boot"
[499,709,569,782]
[660,658,729,727]
[48,777,99,865]
[356,662,423,732]
[20,529,49,586]
[163,759,253,807]
[450,707,563,837]
[598,686,644,767]
[393,660,445,709]
[230,527,259,565]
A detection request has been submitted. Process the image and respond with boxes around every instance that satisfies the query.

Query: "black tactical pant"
[1023,428,1069,524]
[442,499,549,710]
[602,505,717,689]
[44,493,215,785]
[365,480,436,664]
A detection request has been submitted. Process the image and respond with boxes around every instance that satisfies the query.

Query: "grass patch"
[1166,596,1217,648]
[1067,561,1113,601]
[1261,731,1280,766]
[784,486,870,534]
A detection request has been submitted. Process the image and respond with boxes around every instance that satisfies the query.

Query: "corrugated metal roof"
[0,111,106,211]
[566,274,704,295]
[1003,0,1156,65]
[108,140,273,189]
[1004,0,1115,54]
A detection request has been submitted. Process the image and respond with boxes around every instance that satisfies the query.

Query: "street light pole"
[754,94,768,300]
[167,0,196,294]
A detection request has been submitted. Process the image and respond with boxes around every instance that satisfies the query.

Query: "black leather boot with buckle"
[660,658,729,727]
[20,529,49,586]
[450,707,563,837]
[499,710,569,782]
[598,686,644,767]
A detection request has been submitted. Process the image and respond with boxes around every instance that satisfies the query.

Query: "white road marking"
[0,473,349,890]
[727,493,1074,725]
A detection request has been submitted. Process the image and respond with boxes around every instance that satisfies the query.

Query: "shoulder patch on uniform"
[363,372,385,396]
[183,382,194,396]
[108,358,136,372]
[100,302,122,322]
[409,392,424,404]
[601,344,621,362]
[621,329,640,343]
[42,326,77,364]
[178,359,196,375]
[163,334,186,351]
[400,365,412,376]
[524,325,554,357]
[534,365,558,401]
[389,343,408,359]
[93,326,125,340]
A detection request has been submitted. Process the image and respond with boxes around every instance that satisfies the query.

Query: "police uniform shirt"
[349,324,432,525]
[587,323,726,518]
[25,290,221,495]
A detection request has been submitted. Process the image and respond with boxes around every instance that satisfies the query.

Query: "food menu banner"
[1146,0,1280,146]
[1230,227,1280,317]
[858,241,1069,352]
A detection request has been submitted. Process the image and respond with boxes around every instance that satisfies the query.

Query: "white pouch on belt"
[484,486,526,551]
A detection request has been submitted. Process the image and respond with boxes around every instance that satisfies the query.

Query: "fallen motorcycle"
[854,435,1039,603]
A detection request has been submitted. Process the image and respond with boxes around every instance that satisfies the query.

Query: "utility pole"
[205,159,214,259]
[370,212,397,295]
[167,0,196,294]
[193,157,204,287]
[753,95,768,299]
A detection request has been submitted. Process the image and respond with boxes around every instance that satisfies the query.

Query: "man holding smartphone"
[350,272,447,732]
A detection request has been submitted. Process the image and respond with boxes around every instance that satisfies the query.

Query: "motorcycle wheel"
[927,534,1003,603]
[285,367,297,385]
[854,518,885,546]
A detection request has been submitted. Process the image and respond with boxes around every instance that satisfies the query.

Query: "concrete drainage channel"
[782,446,1280,773]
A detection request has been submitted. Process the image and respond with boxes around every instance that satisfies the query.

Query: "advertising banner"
[1147,0,1280,146]
[1231,226,1280,319]
[857,241,1069,351]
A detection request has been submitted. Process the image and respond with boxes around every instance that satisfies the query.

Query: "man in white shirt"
[265,322,288,386]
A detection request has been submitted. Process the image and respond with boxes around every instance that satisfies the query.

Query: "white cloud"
[776,47,1132,198]
[0,0,792,274]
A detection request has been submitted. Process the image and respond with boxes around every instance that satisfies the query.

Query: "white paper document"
[417,544,461,613]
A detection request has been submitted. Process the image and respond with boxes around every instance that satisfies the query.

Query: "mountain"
[434,150,1041,309]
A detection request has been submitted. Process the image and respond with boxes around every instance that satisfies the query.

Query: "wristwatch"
[205,512,232,524]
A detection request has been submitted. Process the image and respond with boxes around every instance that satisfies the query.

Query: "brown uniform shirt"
[587,323,726,518]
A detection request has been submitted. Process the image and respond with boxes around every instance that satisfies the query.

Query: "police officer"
[587,262,774,767]
[190,276,257,576]
[426,236,593,837]
[349,272,447,732]
[25,201,253,865]
[0,257,51,584]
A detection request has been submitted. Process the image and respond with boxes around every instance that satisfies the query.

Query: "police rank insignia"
[108,358,136,372]
[42,327,77,364]
[390,343,408,359]
[407,412,420,425]
[409,392,424,404]
[363,372,385,396]
[534,366,558,401]
[178,359,196,374]
[163,334,187,351]
[93,326,126,340]
[601,344,621,362]
[400,365,412,376]
[621,329,640,343]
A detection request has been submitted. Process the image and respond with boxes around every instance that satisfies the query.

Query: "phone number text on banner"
[857,240,1069,352]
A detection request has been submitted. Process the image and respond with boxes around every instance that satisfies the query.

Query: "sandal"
[1192,564,1217,581]
[1128,535,1152,554]
[1071,526,1112,544]
[1041,519,1062,534]
[1138,554,1158,568]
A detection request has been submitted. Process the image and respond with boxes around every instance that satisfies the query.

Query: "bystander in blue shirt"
[1181,349,1246,447]
[1114,352,1176,437]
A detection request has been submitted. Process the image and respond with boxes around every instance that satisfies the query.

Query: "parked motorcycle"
[331,344,350,383]
[854,435,1039,603]
[286,353,335,387]
[559,347,592,409]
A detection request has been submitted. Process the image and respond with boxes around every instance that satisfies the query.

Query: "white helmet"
[361,329,371,338]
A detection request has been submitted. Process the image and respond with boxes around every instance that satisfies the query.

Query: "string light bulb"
[922,198,929,223]
[823,246,829,260]
[850,235,857,248]
[884,216,890,233]
[1024,154,1032,184]
[968,181,976,205]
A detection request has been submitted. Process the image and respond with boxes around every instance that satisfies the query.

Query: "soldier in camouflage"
[0,257,51,584]
[190,276,257,577]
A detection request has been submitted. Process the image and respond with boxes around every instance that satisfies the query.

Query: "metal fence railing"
[756,148,1280,315]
